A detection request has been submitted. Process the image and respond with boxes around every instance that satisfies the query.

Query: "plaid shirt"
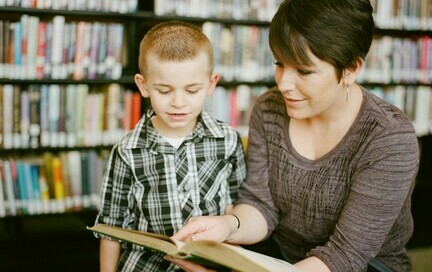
[95,109,246,272]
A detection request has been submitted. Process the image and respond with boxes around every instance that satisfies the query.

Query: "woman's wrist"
[225,213,240,233]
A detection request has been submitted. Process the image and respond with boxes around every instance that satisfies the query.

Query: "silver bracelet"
[229,213,240,229]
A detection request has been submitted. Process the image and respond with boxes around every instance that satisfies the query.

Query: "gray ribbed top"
[237,86,419,272]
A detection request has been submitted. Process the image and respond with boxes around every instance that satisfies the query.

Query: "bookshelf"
[0,0,431,269]
[0,1,280,219]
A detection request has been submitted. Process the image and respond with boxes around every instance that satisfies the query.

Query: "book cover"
[88,224,302,272]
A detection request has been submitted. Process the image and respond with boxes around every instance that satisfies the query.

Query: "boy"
[94,21,246,272]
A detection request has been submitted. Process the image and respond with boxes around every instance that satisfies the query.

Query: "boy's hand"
[164,256,220,272]
[173,215,235,243]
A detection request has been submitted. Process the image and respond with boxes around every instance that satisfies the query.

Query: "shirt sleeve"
[95,145,137,233]
[227,131,247,202]
[308,123,419,271]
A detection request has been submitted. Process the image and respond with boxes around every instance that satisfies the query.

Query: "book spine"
[67,151,82,209]
[29,85,41,148]
[3,160,17,216]
[2,84,13,149]
[26,16,39,79]
[0,161,6,217]
[48,84,60,147]
[52,157,65,212]
[51,16,65,79]
[20,89,30,148]
[12,85,21,148]
[131,91,142,128]
[39,85,50,147]
[30,164,42,214]
[38,163,51,213]
[36,21,46,79]
[58,85,67,147]
[0,85,3,148]
[65,84,77,147]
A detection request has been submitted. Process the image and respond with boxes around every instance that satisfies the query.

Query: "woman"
[168,0,420,271]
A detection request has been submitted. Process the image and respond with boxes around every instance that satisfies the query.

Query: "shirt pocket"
[196,159,232,201]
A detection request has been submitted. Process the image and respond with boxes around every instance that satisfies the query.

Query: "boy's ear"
[206,73,220,96]
[134,73,150,98]
[343,58,364,86]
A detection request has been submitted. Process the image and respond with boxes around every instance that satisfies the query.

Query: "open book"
[88,224,303,272]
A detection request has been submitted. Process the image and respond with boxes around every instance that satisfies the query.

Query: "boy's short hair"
[138,21,215,76]
[269,0,374,81]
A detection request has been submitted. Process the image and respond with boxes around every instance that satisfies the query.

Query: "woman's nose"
[276,68,296,92]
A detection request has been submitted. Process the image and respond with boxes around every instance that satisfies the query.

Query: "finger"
[181,233,195,243]
[169,257,214,272]
[172,219,203,240]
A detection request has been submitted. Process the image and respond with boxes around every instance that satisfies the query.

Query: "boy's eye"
[157,89,171,94]
[186,89,200,94]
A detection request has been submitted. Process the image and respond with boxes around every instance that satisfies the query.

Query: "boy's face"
[135,51,219,138]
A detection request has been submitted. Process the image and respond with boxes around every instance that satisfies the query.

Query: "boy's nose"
[170,92,186,107]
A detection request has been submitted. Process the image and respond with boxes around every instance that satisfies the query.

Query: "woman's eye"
[298,69,312,75]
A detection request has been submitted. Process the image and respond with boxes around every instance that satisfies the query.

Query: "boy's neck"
[150,115,196,138]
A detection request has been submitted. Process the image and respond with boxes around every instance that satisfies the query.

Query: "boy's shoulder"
[200,111,240,138]
[115,115,149,150]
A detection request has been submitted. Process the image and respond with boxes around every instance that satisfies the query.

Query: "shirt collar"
[125,108,226,150]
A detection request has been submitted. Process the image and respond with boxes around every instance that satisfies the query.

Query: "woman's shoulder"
[361,87,415,133]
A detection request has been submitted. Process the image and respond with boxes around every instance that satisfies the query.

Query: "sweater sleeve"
[309,121,419,271]
[236,94,280,237]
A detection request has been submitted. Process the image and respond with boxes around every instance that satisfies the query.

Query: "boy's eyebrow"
[153,83,204,88]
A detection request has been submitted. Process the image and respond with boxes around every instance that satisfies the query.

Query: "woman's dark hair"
[269,0,374,81]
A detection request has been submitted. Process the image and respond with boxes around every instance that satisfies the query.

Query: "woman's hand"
[173,215,237,242]
[164,256,219,272]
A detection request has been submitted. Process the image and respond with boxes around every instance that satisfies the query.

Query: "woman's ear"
[343,58,364,86]
[206,73,220,96]
[134,73,150,98]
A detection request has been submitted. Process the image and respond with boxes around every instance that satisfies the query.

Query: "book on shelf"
[0,161,5,217]
[2,160,17,216]
[88,224,302,272]
[0,85,3,148]
[28,85,41,148]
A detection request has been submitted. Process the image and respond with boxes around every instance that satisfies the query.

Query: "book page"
[180,240,302,272]
[228,245,303,272]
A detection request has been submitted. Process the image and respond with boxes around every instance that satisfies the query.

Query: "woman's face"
[274,50,346,121]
